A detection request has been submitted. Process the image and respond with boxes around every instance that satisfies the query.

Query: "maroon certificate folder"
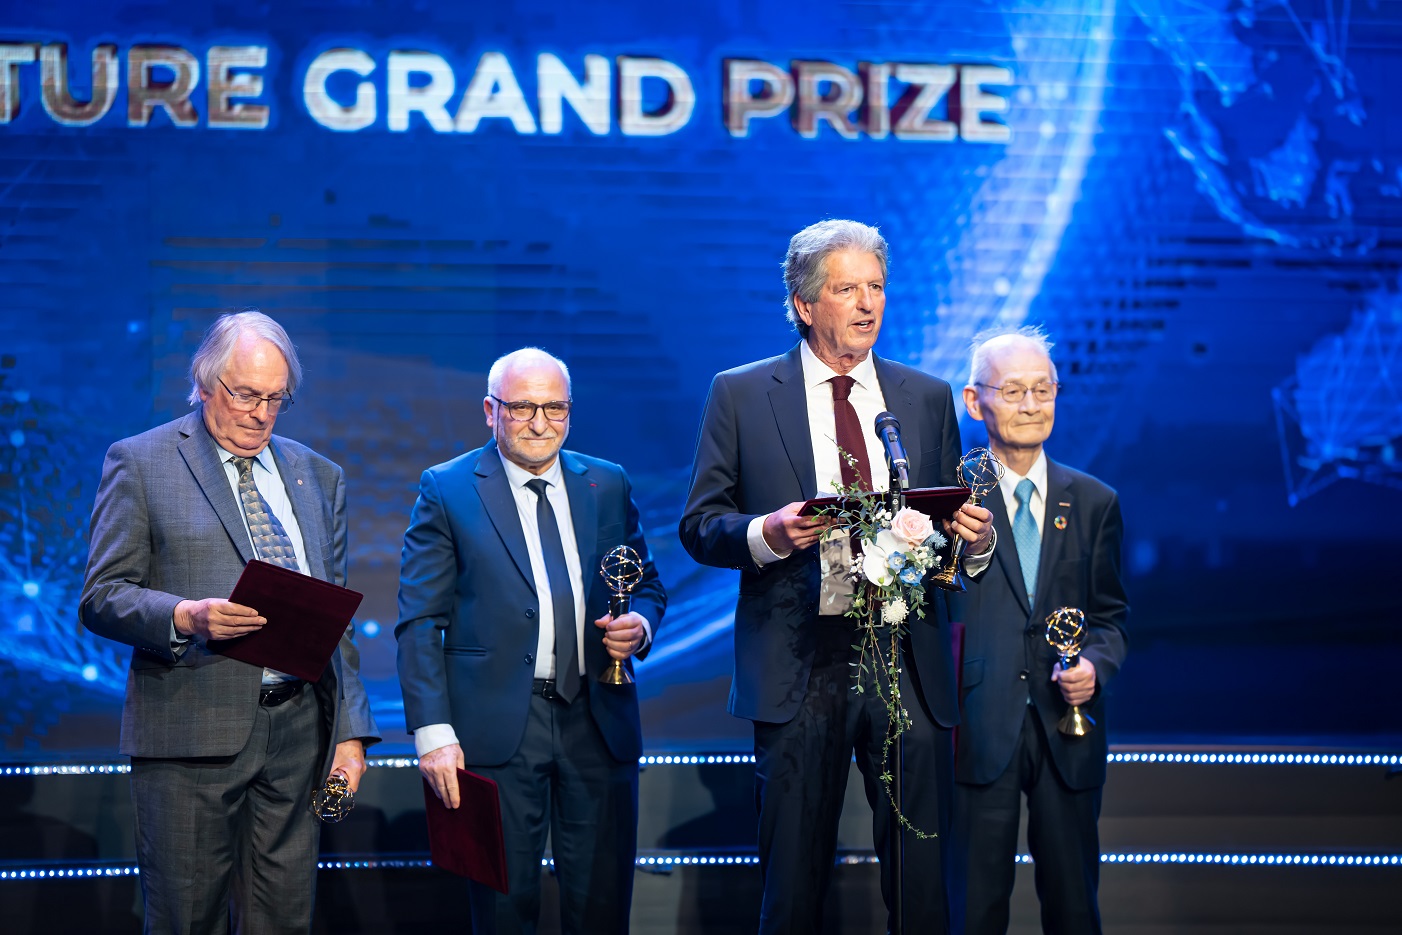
[801,486,972,523]
[423,769,509,893]
[208,559,364,682]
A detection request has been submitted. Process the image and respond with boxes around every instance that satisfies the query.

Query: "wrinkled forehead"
[821,249,886,286]
[984,339,1053,382]
[499,361,570,400]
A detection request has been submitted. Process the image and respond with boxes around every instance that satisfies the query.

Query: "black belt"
[259,681,304,707]
[532,678,569,705]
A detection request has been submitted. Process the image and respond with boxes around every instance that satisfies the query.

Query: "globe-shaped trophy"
[930,447,1005,592]
[310,771,355,823]
[1045,607,1096,737]
[598,545,645,685]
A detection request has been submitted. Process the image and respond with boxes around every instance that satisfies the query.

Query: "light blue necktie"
[1012,478,1040,602]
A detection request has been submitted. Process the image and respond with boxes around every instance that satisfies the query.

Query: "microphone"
[874,411,910,490]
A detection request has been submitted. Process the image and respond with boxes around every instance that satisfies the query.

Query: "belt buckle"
[539,679,561,704]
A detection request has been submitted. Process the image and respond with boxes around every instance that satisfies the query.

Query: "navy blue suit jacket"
[679,344,966,727]
[953,458,1129,790]
[395,442,666,766]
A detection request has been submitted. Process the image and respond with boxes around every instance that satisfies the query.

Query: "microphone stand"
[886,460,908,935]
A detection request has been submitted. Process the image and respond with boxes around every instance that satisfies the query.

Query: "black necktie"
[830,375,873,491]
[526,478,580,702]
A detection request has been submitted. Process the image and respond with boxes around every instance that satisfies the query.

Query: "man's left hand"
[945,502,994,554]
[329,739,368,793]
[1051,658,1097,707]
[594,612,646,661]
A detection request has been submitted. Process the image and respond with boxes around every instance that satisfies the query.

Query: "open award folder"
[208,559,364,682]
[801,485,973,523]
[423,769,510,893]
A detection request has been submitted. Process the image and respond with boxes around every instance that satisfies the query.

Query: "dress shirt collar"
[498,446,566,493]
[998,448,1048,502]
[799,338,880,393]
[216,441,276,473]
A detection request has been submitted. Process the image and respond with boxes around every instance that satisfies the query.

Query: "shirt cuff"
[637,614,653,649]
[747,514,790,568]
[963,526,997,576]
[413,723,460,759]
[169,617,189,656]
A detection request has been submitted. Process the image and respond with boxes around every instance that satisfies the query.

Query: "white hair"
[486,347,572,398]
[187,310,301,406]
[783,219,889,337]
[967,325,1059,387]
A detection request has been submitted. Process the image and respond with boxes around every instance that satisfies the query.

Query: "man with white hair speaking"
[952,327,1129,935]
[80,309,379,933]
[396,347,666,933]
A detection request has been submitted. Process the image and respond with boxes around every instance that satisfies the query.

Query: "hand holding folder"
[423,768,509,893]
[207,559,364,681]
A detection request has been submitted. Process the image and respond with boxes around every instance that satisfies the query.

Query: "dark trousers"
[130,683,324,935]
[955,706,1103,935]
[753,622,954,935]
[467,688,638,935]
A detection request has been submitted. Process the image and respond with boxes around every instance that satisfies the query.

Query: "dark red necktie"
[830,375,873,491]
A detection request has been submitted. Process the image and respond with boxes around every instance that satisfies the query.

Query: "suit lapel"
[768,345,817,498]
[176,410,256,566]
[269,440,329,581]
[989,489,1032,616]
[872,355,921,482]
[561,452,598,598]
[1034,459,1075,610]
[473,443,538,593]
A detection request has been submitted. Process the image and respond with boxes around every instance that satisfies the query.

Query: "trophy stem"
[1055,651,1096,737]
[931,494,982,592]
[598,592,635,685]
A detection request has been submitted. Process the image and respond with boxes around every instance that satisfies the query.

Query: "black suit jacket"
[395,442,666,766]
[953,458,1129,790]
[679,344,966,727]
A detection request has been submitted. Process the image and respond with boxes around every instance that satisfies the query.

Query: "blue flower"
[887,551,906,572]
[924,530,949,550]
[899,564,923,586]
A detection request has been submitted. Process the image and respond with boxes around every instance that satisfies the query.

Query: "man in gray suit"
[80,310,379,934]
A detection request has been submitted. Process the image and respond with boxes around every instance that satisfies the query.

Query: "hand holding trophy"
[1045,607,1096,737]
[598,544,645,685]
[930,447,1005,592]
[311,771,356,823]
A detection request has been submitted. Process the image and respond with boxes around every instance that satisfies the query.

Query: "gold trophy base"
[930,560,966,593]
[1057,705,1096,737]
[599,659,634,685]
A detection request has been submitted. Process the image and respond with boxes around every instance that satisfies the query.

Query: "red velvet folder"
[208,559,364,682]
[423,769,510,893]
[801,485,973,523]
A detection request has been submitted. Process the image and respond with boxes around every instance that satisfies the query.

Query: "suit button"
[525,653,534,665]
[1019,670,1029,680]
[525,608,536,619]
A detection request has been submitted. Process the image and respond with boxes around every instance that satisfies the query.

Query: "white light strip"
[4,750,1397,776]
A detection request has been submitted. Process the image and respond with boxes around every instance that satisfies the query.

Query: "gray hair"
[967,325,1059,387]
[783,219,889,337]
[187,310,302,406]
[486,347,572,398]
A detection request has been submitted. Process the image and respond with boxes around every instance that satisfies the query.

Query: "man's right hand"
[762,501,832,555]
[420,743,465,809]
[173,598,266,640]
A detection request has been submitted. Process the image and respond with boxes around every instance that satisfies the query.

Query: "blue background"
[2,0,1399,758]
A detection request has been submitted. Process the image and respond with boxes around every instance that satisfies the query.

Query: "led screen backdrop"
[2,0,1400,758]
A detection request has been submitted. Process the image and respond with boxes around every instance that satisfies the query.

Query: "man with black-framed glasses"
[79,309,379,933]
[396,346,666,933]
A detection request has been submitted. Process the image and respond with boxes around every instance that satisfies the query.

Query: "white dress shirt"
[746,341,994,576]
[172,442,310,685]
[413,448,652,758]
[997,449,1049,540]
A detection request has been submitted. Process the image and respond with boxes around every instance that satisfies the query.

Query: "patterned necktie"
[232,457,300,570]
[1012,478,1040,602]
[526,478,581,703]
[829,375,873,490]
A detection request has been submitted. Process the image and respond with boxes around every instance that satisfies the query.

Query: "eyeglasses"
[976,381,1059,404]
[491,396,572,422]
[218,377,294,414]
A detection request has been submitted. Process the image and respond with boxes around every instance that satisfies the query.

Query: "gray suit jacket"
[79,409,378,776]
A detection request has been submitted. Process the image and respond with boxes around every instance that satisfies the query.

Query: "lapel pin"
[1057,501,1070,508]
[1053,515,1067,530]
[297,478,304,485]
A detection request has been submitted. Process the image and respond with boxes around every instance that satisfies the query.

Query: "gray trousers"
[130,683,325,935]
[467,688,639,935]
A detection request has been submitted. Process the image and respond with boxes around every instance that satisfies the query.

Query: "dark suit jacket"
[953,458,1129,791]
[679,344,967,727]
[395,442,666,767]
[79,410,379,780]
